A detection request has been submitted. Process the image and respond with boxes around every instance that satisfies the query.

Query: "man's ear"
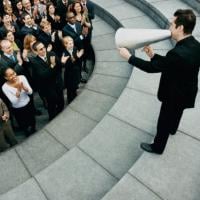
[178,25,184,32]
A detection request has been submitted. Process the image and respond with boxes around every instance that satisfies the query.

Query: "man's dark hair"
[174,9,196,34]
[22,12,31,20]
[32,41,42,51]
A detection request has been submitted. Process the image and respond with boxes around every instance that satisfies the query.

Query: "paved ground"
[0,1,200,200]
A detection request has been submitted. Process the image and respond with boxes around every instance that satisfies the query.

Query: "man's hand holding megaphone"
[143,46,155,58]
[119,45,155,61]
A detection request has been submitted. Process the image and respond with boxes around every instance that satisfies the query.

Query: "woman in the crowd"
[70,1,92,72]
[14,0,24,28]
[46,2,62,30]
[1,67,36,136]
[4,5,17,23]
[4,30,22,51]
[23,34,37,59]
[70,1,91,29]
[61,36,83,103]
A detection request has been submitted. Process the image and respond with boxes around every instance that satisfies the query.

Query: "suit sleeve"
[128,50,183,73]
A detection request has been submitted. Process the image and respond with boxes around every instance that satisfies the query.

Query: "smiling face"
[66,12,76,24]
[23,14,32,26]
[74,3,82,14]
[22,0,31,10]
[1,40,13,55]
[4,68,18,83]
[36,43,46,57]
[6,31,15,42]
[63,37,74,50]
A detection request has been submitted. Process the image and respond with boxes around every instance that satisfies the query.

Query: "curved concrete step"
[100,1,200,200]
[1,0,200,199]
[0,3,132,198]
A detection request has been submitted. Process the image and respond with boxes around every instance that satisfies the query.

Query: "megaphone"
[115,28,171,49]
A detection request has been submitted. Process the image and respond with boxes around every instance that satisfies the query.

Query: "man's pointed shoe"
[140,143,162,154]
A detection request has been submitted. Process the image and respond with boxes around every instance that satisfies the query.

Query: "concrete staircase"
[0,0,200,199]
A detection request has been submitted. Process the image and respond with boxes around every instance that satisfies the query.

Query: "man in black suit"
[62,11,84,50]
[119,9,200,154]
[31,42,64,120]
[20,13,40,40]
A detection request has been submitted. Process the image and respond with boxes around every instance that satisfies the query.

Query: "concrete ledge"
[182,0,200,13]
[0,2,131,196]
[93,2,123,30]
[125,0,169,29]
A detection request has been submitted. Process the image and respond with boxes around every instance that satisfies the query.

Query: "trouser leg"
[3,121,18,146]
[153,102,184,153]
[0,129,9,152]
[56,90,65,114]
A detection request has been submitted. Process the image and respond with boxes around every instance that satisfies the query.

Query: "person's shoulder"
[18,75,26,81]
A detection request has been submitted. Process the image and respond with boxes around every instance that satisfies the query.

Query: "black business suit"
[38,30,63,57]
[30,52,64,120]
[63,48,81,103]
[20,25,40,40]
[128,36,200,153]
[62,22,84,49]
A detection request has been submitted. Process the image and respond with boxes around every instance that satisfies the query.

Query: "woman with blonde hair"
[61,36,84,103]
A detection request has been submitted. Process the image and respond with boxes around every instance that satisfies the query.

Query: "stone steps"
[99,0,200,200]
[0,0,200,199]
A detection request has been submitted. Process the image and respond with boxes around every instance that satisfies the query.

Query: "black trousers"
[153,101,184,153]
[12,101,36,134]
[45,89,64,121]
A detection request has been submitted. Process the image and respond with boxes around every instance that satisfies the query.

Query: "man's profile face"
[36,43,46,57]
[169,17,180,40]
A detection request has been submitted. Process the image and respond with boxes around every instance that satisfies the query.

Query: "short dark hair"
[22,12,31,20]
[174,9,196,34]
[32,41,42,51]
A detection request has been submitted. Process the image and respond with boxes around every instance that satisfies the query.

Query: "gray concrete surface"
[0,1,200,200]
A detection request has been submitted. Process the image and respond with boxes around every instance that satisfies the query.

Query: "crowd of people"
[0,0,95,152]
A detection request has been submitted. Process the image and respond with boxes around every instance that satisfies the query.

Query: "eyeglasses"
[38,46,45,51]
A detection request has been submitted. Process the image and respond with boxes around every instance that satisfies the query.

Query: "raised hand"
[22,49,28,61]
[21,82,29,92]
[77,49,84,58]
[16,51,23,65]
[61,53,70,64]
[118,47,132,60]
[50,56,56,68]
[143,46,155,58]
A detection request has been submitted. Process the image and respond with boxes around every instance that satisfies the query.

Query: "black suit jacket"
[20,25,40,40]
[0,52,24,74]
[30,52,63,96]
[62,22,83,49]
[129,36,200,108]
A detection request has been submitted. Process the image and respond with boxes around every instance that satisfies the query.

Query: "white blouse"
[2,75,33,108]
